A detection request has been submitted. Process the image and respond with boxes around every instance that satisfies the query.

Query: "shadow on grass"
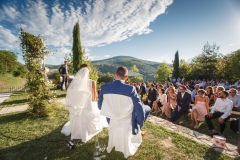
[203,147,224,160]
[0,112,29,124]
[56,93,66,98]
[0,127,126,160]
[0,112,126,160]
[0,99,28,106]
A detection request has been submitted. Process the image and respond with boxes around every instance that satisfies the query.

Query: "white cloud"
[226,43,240,47]
[0,0,173,63]
[104,55,111,58]
[147,56,172,64]
[0,25,18,50]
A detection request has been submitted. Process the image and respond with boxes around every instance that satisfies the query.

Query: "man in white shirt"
[205,91,233,136]
[228,88,240,111]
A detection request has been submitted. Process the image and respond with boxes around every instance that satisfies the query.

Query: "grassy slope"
[0,108,233,160]
[0,74,26,92]
[0,74,26,88]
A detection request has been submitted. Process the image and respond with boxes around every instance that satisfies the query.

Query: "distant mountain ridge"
[46,56,160,80]
[92,56,159,80]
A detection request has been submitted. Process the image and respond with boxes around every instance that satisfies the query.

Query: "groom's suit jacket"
[98,80,145,135]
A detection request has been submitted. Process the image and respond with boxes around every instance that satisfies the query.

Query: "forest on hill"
[46,56,162,80]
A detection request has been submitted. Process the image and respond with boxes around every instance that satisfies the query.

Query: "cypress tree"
[72,22,83,73]
[172,51,180,78]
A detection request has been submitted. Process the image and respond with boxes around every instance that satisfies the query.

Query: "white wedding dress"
[61,67,108,142]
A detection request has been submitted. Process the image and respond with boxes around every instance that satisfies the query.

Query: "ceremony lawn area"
[0,105,233,160]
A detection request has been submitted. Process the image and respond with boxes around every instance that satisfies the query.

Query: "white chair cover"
[100,94,142,158]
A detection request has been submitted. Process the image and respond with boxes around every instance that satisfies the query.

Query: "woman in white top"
[152,88,168,117]
[61,64,108,142]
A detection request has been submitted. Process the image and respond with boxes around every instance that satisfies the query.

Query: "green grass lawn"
[0,106,234,160]
[0,88,66,108]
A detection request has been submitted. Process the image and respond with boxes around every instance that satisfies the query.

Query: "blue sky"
[0,0,240,65]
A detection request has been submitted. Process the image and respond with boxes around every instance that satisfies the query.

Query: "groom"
[98,66,150,158]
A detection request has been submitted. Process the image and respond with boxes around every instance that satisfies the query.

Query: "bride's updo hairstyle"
[80,64,90,70]
[116,66,128,78]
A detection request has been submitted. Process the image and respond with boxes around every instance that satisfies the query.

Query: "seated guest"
[147,83,157,110]
[185,85,192,95]
[237,86,240,94]
[205,91,233,136]
[156,84,164,93]
[217,80,225,87]
[191,84,199,104]
[214,86,225,102]
[167,86,177,110]
[152,88,168,118]
[190,89,209,129]
[176,84,182,94]
[171,85,191,122]
[165,83,174,94]
[228,88,240,111]
[199,80,205,88]
[206,86,214,106]
[205,81,212,89]
[224,81,231,90]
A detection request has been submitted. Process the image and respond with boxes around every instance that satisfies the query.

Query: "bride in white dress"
[61,64,108,142]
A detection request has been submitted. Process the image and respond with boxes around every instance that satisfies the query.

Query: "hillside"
[92,56,159,80]
[45,56,161,80]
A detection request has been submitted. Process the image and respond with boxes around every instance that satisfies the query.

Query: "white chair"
[100,94,142,158]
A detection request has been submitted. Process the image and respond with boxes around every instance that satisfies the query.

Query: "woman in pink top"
[190,89,209,129]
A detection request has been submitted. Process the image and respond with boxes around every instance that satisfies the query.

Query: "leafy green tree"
[217,49,240,81]
[20,28,53,116]
[83,50,99,81]
[172,51,180,78]
[191,42,221,79]
[155,63,172,81]
[72,22,83,73]
[98,72,114,83]
[128,65,143,82]
[0,50,26,76]
[179,59,192,80]
[131,64,139,73]
[13,62,27,77]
